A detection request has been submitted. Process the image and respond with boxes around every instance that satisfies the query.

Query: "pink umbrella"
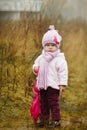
[30,81,41,124]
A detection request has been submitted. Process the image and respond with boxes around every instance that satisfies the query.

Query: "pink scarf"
[36,49,60,90]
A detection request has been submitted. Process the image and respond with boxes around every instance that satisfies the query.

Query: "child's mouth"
[48,50,52,52]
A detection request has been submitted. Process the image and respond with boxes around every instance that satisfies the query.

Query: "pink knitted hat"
[42,25,62,48]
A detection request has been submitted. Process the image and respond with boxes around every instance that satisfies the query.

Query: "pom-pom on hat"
[42,25,62,48]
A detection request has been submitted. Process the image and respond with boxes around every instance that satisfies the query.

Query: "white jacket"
[33,53,68,90]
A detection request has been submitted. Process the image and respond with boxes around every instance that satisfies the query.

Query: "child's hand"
[34,66,40,75]
[59,86,65,100]
[59,85,65,94]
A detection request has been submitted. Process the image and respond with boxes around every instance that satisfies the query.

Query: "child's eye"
[45,43,55,47]
[46,44,50,46]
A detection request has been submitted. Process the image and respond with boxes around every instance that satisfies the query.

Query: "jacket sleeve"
[32,55,41,75]
[58,59,68,86]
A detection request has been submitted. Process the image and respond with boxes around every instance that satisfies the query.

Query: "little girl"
[33,25,68,128]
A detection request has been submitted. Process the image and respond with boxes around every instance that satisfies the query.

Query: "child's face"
[44,43,57,52]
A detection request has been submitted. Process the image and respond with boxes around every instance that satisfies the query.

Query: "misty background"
[0,0,87,22]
